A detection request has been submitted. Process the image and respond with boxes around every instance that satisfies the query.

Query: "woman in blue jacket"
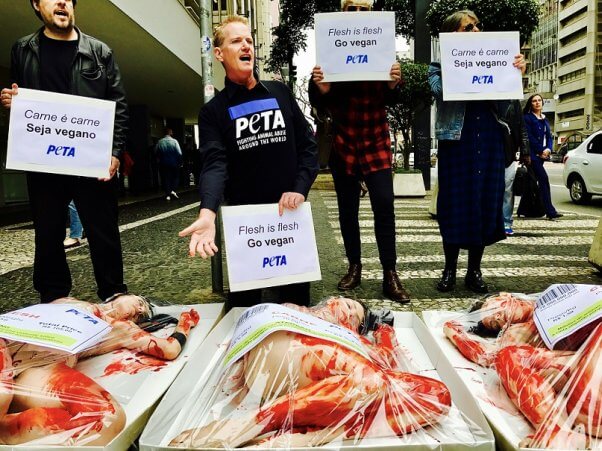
[522,94,562,219]
[429,10,526,293]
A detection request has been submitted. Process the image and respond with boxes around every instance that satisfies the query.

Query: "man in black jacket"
[179,16,318,310]
[1,0,128,303]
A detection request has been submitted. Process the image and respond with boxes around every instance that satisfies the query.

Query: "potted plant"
[387,59,433,196]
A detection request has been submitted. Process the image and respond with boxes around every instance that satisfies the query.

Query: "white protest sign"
[533,284,602,349]
[0,304,112,354]
[439,31,523,100]
[6,88,116,178]
[221,203,321,292]
[223,303,370,369]
[315,11,395,82]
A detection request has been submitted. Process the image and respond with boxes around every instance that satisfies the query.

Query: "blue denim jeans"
[503,162,517,229]
[68,200,83,239]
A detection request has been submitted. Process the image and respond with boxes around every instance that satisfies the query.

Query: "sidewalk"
[1,183,600,314]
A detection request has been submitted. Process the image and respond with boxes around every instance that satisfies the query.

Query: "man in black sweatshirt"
[179,16,318,310]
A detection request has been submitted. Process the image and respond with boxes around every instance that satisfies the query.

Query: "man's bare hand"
[1,83,18,110]
[278,192,305,216]
[513,54,527,75]
[99,156,120,181]
[179,209,219,258]
[388,62,402,89]
[311,66,331,95]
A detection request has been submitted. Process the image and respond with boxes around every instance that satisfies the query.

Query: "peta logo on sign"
[472,75,493,84]
[65,308,99,324]
[262,255,287,268]
[47,145,76,157]
[346,54,368,64]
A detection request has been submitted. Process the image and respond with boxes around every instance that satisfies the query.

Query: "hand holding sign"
[0,83,18,110]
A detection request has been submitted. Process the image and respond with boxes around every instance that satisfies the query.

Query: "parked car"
[552,132,588,163]
[562,130,602,204]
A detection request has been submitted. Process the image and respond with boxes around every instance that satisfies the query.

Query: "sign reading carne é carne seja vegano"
[6,88,115,178]
[221,203,321,292]
[315,11,395,82]
[439,31,523,101]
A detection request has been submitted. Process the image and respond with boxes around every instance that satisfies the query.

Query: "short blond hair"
[341,0,373,10]
[213,16,250,48]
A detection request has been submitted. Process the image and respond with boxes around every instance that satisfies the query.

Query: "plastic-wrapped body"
[168,297,455,449]
[442,292,601,449]
[0,294,199,446]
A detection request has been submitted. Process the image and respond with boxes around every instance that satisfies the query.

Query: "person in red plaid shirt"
[308,0,410,304]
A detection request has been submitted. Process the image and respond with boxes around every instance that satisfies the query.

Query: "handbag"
[512,164,528,196]
[517,166,545,218]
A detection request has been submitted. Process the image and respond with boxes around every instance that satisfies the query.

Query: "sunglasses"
[463,22,483,32]
[344,5,370,11]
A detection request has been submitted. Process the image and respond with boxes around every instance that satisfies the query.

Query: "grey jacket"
[10,27,128,158]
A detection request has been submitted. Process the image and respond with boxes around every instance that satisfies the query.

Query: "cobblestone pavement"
[1,184,601,314]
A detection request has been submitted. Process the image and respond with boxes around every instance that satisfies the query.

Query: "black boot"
[464,269,488,293]
[436,269,456,292]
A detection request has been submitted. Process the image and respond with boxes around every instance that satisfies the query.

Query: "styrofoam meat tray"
[140,309,494,450]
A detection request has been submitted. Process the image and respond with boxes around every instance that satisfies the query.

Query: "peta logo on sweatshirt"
[229,98,287,151]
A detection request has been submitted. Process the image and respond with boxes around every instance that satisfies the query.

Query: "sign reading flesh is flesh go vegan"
[315,11,395,82]
[6,88,115,178]
[221,203,321,292]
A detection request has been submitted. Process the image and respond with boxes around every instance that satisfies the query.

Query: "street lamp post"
[413,0,431,190]
[199,0,223,293]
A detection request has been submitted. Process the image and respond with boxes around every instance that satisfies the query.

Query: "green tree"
[387,60,434,171]
[266,0,414,75]
[425,0,540,43]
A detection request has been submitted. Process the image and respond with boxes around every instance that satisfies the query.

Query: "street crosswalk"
[320,191,600,312]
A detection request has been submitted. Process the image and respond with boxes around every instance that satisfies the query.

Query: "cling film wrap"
[438,291,601,450]
[0,294,202,447]
[163,297,488,449]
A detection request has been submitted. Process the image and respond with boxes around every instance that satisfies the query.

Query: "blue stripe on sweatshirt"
[228,98,279,120]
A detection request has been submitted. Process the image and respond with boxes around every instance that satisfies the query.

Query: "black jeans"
[27,172,127,302]
[331,164,396,270]
[226,282,310,311]
[160,165,180,196]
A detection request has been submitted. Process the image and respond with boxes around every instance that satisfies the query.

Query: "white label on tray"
[224,303,370,368]
[0,304,111,354]
[533,283,602,349]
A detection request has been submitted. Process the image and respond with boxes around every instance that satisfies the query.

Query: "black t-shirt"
[39,32,78,93]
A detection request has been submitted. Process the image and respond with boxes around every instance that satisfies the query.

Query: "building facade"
[555,0,601,140]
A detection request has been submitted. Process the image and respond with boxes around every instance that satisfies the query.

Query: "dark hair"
[31,0,77,21]
[440,10,478,33]
[523,93,543,115]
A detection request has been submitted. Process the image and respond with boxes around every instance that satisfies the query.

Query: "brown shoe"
[383,270,411,304]
[337,263,362,290]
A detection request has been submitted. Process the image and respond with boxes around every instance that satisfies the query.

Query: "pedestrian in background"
[179,16,318,310]
[501,101,531,236]
[1,0,128,303]
[523,93,563,220]
[155,127,183,201]
[429,10,526,293]
[64,200,83,248]
[308,0,410,304]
